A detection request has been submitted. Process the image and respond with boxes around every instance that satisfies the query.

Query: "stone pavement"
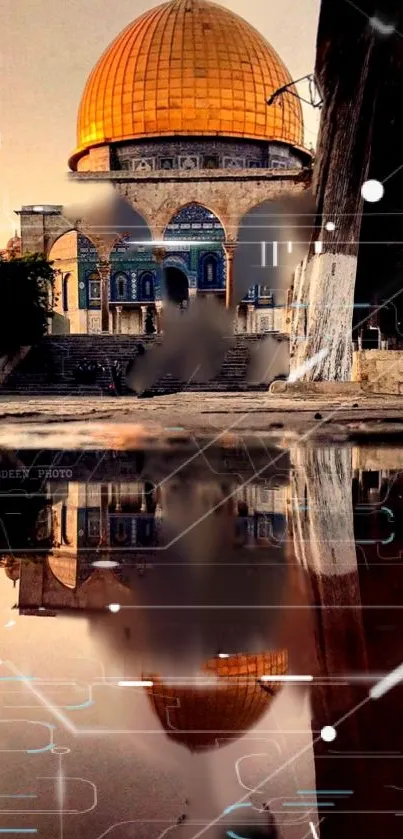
[0,392,402,448]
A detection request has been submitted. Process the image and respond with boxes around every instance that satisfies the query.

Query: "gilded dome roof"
[70,0,303,169]
[144,650,288,752]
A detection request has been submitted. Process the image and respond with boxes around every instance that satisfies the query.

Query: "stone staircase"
[3,334,278,395]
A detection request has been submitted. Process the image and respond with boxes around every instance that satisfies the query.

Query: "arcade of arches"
[42,200,296,336]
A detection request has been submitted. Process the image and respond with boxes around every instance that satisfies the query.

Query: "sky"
[0,0,320,246]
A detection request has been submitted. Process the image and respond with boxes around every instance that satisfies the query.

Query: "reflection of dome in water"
[48,553,77,589]
[145,650,287,752]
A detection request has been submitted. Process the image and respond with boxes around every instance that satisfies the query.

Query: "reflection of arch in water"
[144,650,288,753]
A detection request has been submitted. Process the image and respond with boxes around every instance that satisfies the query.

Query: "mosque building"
[18,0,311,336]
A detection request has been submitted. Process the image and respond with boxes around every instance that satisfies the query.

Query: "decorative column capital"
[152,247,167,264]
[224,242,237,260]
[96,259,111,275]
[224,243,237,311]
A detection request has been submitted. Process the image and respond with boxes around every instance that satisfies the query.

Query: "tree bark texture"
[291,1,390,380]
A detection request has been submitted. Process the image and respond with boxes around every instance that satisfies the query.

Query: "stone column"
[155,301,163,334]
[152,248,166,333]
[224,242,237,310]
[115,306,122,335]
[97,260,111,334]
[140,305,148,334]
[247,304,255,334]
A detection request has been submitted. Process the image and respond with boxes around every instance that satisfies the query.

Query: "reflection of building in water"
[145,651,288,752]
[13,477,289,617]
[234,483,287,546]
[15,478,288,614]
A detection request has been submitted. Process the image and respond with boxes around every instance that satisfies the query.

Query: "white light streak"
[118,680,153,688]
[272,241,278,266]
[309,821,319,839]
[370,662,403,699]
[314,240,323,254]
[287,241,293,253]
[108,604,120,613]
[261,241,266,267]
[126,239,212,247]
[92,560,118,569]
[287,348,329,383]
[260,675,313,683]
[369,16,395,35]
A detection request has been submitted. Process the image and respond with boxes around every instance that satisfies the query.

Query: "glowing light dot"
[218,653,230,658]
[361,180,384,203]
[325,221,336,231]
[108,603,121,613]
[321,725,336,742]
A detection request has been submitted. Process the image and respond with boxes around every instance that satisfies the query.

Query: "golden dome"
[144,650,288,752]
[70,0,303,169]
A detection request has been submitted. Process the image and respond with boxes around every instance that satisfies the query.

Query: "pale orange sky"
[0,0,320,246]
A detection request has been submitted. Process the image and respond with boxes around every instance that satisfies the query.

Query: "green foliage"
[0,253,56,355]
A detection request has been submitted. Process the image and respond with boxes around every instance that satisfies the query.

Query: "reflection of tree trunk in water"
[289,446,375,838]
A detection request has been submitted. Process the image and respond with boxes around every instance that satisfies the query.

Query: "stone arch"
[162,202,226,241]
[107,206,153,259]
[228,183,308,245]
[163,203,226,298]
[46,221,100,258]
[233,188,314,307]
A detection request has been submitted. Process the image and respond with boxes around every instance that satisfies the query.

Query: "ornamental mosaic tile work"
[115,139,303,172]
[164,204,225,241]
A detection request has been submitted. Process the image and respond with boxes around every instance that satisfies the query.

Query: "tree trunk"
[291,1,388,380]
[356,7,403,337]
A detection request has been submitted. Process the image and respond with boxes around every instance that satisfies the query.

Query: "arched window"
[114,273,128,300]
[138,272,154,300]
[62,273,70,312]
[201,253,218,288]
[88,272,101,301]
[202,254,218,285]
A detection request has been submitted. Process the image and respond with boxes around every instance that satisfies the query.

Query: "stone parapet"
[269,380,366,396]
[352,350,403,394]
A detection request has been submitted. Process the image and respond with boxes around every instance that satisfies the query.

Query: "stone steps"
[4,334,278,395]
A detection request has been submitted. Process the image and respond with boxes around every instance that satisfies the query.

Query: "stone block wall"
[352,350,403,394]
